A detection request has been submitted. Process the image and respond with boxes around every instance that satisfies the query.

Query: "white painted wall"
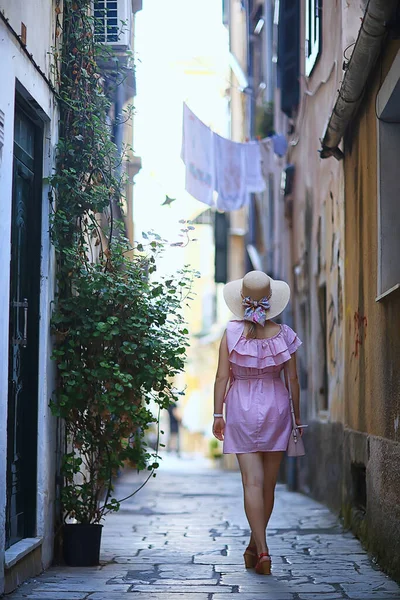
[36,116,58,570]
[0,3,59,592]
[0,0,57,79]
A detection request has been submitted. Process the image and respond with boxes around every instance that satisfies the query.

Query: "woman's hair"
[244,322,257,339]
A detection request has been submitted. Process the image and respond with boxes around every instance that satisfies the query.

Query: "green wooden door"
[6,105,42,548]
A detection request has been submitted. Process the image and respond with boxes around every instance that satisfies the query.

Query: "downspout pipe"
[112,70,128,239]
[320,0,399,160]
[245,0,257,274]
[264,0,273,104]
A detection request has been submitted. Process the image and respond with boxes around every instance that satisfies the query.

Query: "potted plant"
[49,0,197,565]
[51,239,196,565]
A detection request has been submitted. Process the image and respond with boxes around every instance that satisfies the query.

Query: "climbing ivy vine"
[50,0,197,524]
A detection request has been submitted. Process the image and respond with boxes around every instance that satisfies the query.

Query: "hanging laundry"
[271,133,288,157]
[214,133,248,211]
[181,103,215,206]
[242,141,266,193]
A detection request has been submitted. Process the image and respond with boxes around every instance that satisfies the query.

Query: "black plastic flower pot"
[63,523,103,566]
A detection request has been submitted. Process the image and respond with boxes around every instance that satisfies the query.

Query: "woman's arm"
[285,352,303,433]
[212,331,230,441]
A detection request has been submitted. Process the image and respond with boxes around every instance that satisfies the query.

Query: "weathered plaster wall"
[276,0,369,510]
[344,40,400,442]
[229,0,248,143]
[289,0,345,423]
[0,0,58,79]
[227,0,248,282]
[271,0,400,576]
[0,2,59,592]
[342,39,400,581]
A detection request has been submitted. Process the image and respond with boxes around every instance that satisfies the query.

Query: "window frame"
[305,0,322,77]
[376,50,400,301]
[93,0,130,48]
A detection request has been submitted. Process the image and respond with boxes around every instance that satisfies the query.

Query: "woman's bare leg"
[249,451,284,552]
[262,451,284,527]
[237,452,268,555]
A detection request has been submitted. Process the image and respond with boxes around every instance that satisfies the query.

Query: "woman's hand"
[212,417,225,441]
[295,416,304,437]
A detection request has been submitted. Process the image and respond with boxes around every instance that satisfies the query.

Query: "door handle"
[23,298,28,347]
[11,298,28,347]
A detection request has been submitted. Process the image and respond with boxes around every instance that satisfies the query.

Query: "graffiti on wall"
[352,310,368,358]
[328,294,337,368]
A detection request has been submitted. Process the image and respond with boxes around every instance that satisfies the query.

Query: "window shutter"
[278,0,300,118]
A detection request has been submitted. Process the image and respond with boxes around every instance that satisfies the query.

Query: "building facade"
[0,0,141,593]
[282,0,346,504]
[340,34,400,581]
[0,1,61,593]
[221,0,400,580]
[270,0,400,580]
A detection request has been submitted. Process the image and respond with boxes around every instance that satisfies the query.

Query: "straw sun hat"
[223,271,290,322]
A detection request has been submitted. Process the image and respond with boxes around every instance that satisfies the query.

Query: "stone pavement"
[7,453,400,600]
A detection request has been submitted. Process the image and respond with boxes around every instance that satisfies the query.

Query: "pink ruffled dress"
[223,320,302,454]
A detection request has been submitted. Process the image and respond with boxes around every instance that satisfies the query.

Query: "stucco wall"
[344,40,400,442]
[340,39,400,581]
[0,4,59,593]
[0,0,58,80]
[288,0,346,423]
[227,0,248,283]
[270,0,400,576]
[229,0,248,144]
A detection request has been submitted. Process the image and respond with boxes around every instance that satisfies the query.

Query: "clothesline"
[180,102,287,211]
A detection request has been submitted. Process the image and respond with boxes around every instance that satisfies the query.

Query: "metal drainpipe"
[264,0,273,104]
[245,0,257,274]
[112,70,127,237]
[320,0,399,160]
[113,72,124,171]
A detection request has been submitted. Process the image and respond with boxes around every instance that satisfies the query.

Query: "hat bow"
[241,294,271,326]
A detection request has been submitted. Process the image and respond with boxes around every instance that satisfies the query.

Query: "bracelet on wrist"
[213,413,223,418]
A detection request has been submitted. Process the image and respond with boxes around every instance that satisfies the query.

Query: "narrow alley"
[2,0,400,597]
[7,455,400,600]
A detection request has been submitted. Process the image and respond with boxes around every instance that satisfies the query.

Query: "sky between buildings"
[133,0,229,274]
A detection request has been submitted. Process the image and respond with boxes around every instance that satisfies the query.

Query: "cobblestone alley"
[7,454,400,600]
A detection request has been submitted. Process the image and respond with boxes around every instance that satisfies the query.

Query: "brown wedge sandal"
[255,552,272,575]
[243,545,258,569]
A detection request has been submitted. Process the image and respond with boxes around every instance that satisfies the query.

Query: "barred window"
[94,0,119,43]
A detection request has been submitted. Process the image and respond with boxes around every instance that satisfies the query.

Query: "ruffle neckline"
[226,320,302,369]
[240,324,283,341]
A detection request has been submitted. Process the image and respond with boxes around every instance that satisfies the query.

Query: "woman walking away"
[212,271,305,575]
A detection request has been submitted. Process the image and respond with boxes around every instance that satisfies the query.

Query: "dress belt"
[232,372,281,380]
